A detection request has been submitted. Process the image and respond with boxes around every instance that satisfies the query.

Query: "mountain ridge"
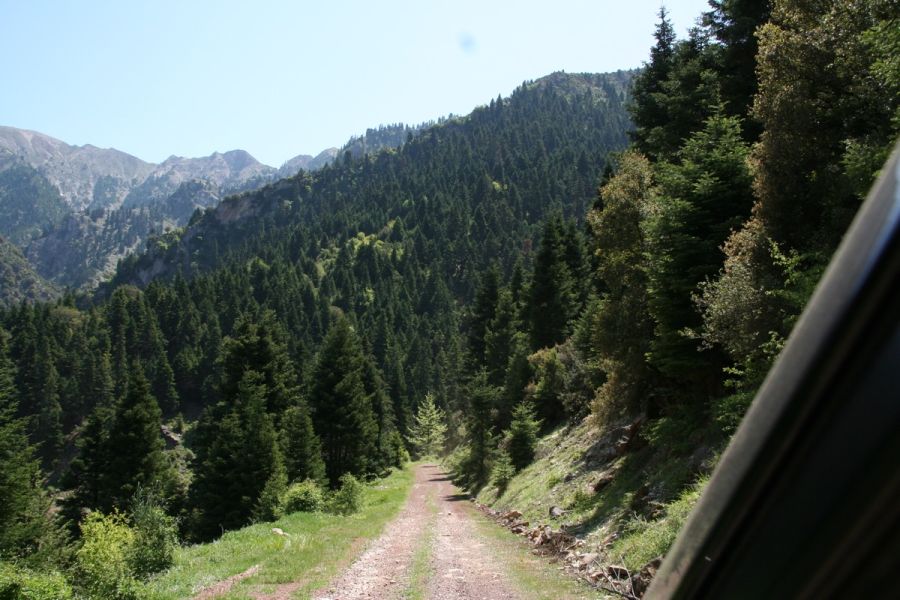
[108,70,635,292]
[0,127,355,298]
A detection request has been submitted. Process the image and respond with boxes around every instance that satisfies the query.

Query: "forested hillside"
[0,0,896,597]
[0,124,419,299]
[0,66,633,554]
[0,236,58,309]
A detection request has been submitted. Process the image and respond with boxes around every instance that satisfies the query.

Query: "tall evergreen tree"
[190,371,282,539]
[407,393,447,458]
[585,151,655,415]
[467,265,500,366]
[0,329,47,557]
[644,113,754,388]
[217,312,297,416]
[102,363,170,510]
[32,337,63,467]
[280,404,326,484]
[529,213,580,350]
[458,371,501,490]
[501,334,534,428]
[309,318,378,486]
[507,400,541,471]
[630,7,677,159]
[484,288,517,387]
[704,0,772,136]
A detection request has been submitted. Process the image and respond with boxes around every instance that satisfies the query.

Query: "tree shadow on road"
[442,493,470,502]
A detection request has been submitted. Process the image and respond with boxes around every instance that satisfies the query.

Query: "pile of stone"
[475,503,662,598]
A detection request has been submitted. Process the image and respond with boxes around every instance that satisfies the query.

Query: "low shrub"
[610,477,708,570]
[642,405,707,457]
[75,511,145,600]
[254,465,288,522]
[490,451,516,494]
[128,491,179,579]
[0,562,73,600]
[713,390,755,435]
[328,473,364,515]
[282,480,326,513]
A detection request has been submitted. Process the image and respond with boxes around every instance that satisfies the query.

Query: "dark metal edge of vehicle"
[646,142,900,599]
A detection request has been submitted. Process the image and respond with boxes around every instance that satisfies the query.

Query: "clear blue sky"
[1,0,710,167]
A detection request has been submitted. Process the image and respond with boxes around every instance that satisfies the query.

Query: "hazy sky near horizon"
[1,0,710,166]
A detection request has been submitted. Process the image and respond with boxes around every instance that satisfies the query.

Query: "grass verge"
[146,465,414,599]
[468,508,604,600]
[608,477,708,570]
[401,489,438,600]
[475,416,719,582]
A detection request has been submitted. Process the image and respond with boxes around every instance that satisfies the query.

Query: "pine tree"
[529,213,580,350]
[467,265,500,366]
[0,329,47,556]
[507,400,541,471]
[501,335,533,429]
[254,452,288,522]
[459,371,501,490]
[63,400,113,517]
[407,393,447,458]
[190,371,282,539]
[630,7,677,159]
[704,0,771,136]
[103,363,170,510]
[484,289,517,387]
[218,312,297,416]
[309,318,378,486]
[32,338,63,467]
[585,151,655,415]
[644,113,754,387]
[529,347,566,424]
[280,404,326,484]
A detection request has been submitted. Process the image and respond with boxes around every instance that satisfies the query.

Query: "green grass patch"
[608,477,708,570]
[146,465,414,599]
[469,510,603,600]
[477,417,716,573]
[401,491,438,600]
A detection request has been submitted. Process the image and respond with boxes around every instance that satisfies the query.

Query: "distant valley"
[0,123,414,304]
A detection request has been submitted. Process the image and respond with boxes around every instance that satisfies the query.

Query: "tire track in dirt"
[311,463,523,600]
[310,464,437,599]
[425,465,522,600]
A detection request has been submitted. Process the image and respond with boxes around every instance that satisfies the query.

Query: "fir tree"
[309,318,378,486]
[103,363,170,510]
[644,113,753,386]
[507,400,541,471]
[32,338,63,467]
[254,453,288,522]
[630,7,677,159]
[458,371,501,490]
[585,151,655,415]
[484,289,517,388]
[467,265,500,366]
[407,393,447,458]
[280,404,326,484]
[218,311,297,417]
[0,329,47,556]
[190,371,282,539]
[529,213,580,350]
[704,0,771,136]
[501,335,533,428]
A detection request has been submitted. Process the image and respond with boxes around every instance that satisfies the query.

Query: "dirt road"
[311,463,524,600]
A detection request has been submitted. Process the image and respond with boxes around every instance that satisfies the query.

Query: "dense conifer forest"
[0,0,897,596]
